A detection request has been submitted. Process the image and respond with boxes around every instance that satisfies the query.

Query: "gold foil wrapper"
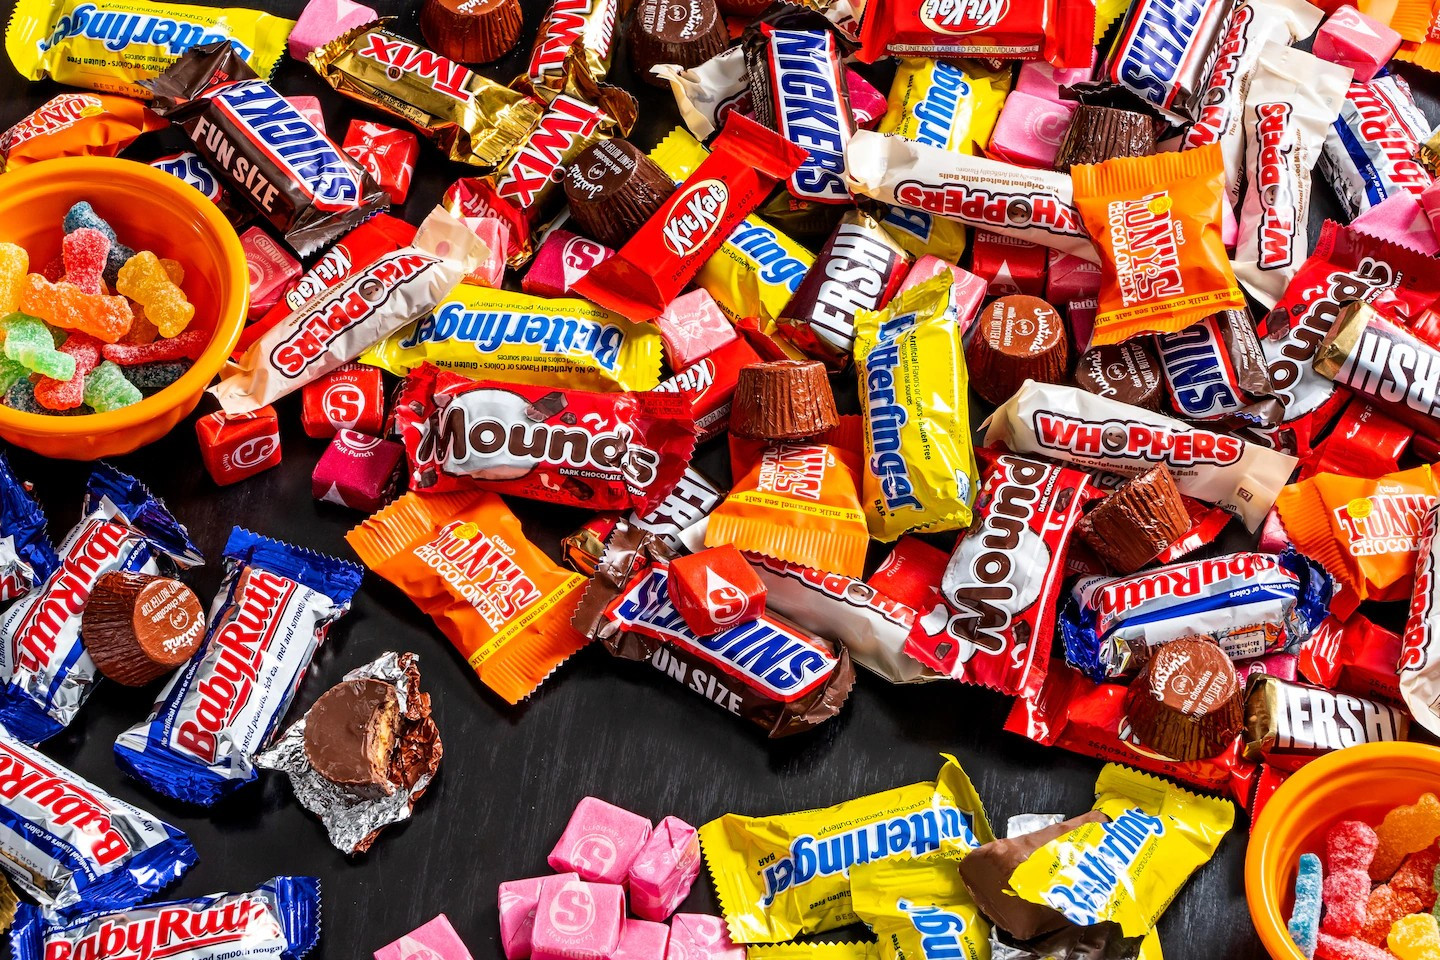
[0,874,15,935]
[524,0,624,97]
[309,21,544,173]
[1420,125,1440,176]
[1313,300,1376,381]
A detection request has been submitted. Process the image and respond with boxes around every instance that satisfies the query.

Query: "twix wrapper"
[348,491,589,705]
[309,21,544,173]
[525,0,621,96]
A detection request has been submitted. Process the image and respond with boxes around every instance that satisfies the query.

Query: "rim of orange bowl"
[1246,740,1440,958]
[0,156,247,435]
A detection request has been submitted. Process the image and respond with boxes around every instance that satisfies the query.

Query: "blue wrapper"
[0,721,195,917]
[0,452,58,603]
[115,528,363,806]
[1061,549,1332,682]
[11,875,320,960]
[0,464,201,744]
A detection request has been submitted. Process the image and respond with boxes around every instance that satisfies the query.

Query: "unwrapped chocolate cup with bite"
[1124,636,1242,761]
[1054,104,1157,173]
[729,359,839,440]
[81,571,205,686]
[1079,464,1189,574]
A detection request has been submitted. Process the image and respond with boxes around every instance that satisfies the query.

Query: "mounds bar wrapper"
[212,207,485,415]
[10,875,321,960]
[0,92,166,173]
[1319,73,1433,219]
[0,722,195,916]
[114,528,363,806]
[348,492,588,706]
[1243,674,1408,770]
[309,21,543,173]
[907,455,1093,698]
[844,130,1098,262]
[0,464,201,745]
[1314,301,1440,444]
[1402,503,1440,737]
[1099,0,1231,123]
[144,41,387,257]
[855,0,1094,67]
[0,452,57,604]
[5,0,291,99]
[397,365,696,514]
[1060,550,1332,682]
[572,114,808,322]
[699,754,993,942]
[982,380,1296,530]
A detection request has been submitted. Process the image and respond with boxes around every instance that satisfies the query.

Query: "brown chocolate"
[629,0,729,86]
[1079,465,1189,574]
[419,0,523,63]
[965,295,1070,407]
[957,811,1110,940]
[1054,105,1157,173]
[81,572,205,686]
[564,138,677,249]
[1125,637,1243,761]
[1074,338,1162,409]
[304,678,403,797]
[729,359,840,440]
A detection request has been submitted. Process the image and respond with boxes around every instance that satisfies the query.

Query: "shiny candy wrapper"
[1314,301,1440,444]
[1099,0,1231,123]
[5,0,292,99]
[0,92,166,173]
[525,0,620,96]
[850,853,991,960]
[212,207,486,415]
[650,46,747,142]
[0,465,200,745]
[628,467,725,550]
[256,652,441,855]
[0,722,196,916]
[114,528,363,806]
[855,0,1095,67]
[0,452,57,604]
[1060,549,1332,682]
[1318,73,1433,219]
[145,42,389,257]
[1243,674,1408,769]
[9,876,320,960]
[982,380,1297,530]
[309,21,544,173]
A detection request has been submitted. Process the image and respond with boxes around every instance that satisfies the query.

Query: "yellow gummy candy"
[1390,913,1440,960]
[1374,794,1440,880]
[0,244,28,315]
[117,253,193,338]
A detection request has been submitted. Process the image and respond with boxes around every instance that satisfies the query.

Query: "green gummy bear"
[82,361,141,412]
[0,356,28,394]
[1,313,75,380]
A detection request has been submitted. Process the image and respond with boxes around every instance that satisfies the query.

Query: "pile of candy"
[0,202,203,415]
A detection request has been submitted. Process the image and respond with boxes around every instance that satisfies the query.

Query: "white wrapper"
[1180,0,1324,206]
[1402,503,1440,736]
[211,207,485,414]
[1232,43,1351,308]
[652,47,748,141]
[982,380,1297,530]
[844,130,1100,262]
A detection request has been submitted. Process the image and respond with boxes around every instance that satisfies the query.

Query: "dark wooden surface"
[6,1,1432,956]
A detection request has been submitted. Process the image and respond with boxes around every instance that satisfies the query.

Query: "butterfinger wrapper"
[256,651,441,855]
[309,20,544,172]
[1053,104,1155,172]
[730,360,839,440]
[1078,465,1189,574]
[850,852,992,960]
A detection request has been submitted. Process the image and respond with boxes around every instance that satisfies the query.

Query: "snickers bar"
[1101,0,1231,122]
[753,25,853,205]
[1243,674,1407,770]
[1157,309,1280,426]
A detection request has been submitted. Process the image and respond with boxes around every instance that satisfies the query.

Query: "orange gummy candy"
[1374,795,1440,880]
[18,274,132,344]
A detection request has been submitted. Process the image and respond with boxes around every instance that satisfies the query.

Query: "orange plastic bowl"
[0,157,248,459]
[1246,741,1440,958]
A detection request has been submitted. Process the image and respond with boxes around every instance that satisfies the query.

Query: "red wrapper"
[869,535,949,611]
[906,454,1094,697]
[845,68,886,128]
[444,177,529,262]
[235,214,417,356]
[301,363,386,438]
[1299,398,1412,480]
[970,230,1047,299]
[652,335,759,444]
[397,364,698,512]
[1004,661,1252,793]
[342,120,419,205]
[195,407,281,486]
[1153,498,1233,564]
[856,0,1094,67]
[1300,613,1405,708]
[240,226,302,321]
[571,113,808,321]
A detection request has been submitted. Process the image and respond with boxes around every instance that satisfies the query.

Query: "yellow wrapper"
[879,207,968,264]
[879,59,991,154]
[1008,765,1235,938]
[748,944,879,960]
[650,128,815,326]
[700,755,993,943]
[310,22,543,172]
[360,283,662,391]
[851,853,990,960]
[853,274,977,542]
[6,0,291,99]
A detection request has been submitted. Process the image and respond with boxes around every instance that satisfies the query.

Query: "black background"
[4,0,1430,956]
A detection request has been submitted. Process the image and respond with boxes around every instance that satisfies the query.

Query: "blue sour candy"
[1289,852,1323,958]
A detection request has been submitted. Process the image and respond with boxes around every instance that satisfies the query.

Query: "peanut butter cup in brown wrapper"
[965,295,1070,407]
[564,138,676,248]
[1054,104,1157,173]
[81,572,205,686]
[1125,637,1242,762]
[730,359,840,440]
[630,0,729,87]
[420,0,524,64]
[1074,338,1162,410]
[1079,465,1190,574]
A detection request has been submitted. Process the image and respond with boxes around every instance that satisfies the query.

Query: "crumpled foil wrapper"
[256,651,442,855]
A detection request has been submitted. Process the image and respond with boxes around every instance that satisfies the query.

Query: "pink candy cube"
[288,0,378,59]
[312,429,404,512]
[1046,249,1102,305]
[627,816,701,922]
[664,915,743,960]
[286,96,326,135]
[1358,192,1440,255]
[548,797,653,884]
[375,915,474,960]
[523,229,615,299]
[241,227,302,320]
[1015,50,1096,100]
[1313,5,1401,82]
[986,91,1076,168]
[613,920,669,960]
[500,874,576,960]
[531,877,624,960]
[899,257,987,334]
[655,290,736,369]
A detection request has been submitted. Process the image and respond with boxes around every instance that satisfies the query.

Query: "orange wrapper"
[347,490,588,705]
[1275,465,1440,620]
[0,92,165,173]
[705,417,869,578]
[1071,142,1245,346]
